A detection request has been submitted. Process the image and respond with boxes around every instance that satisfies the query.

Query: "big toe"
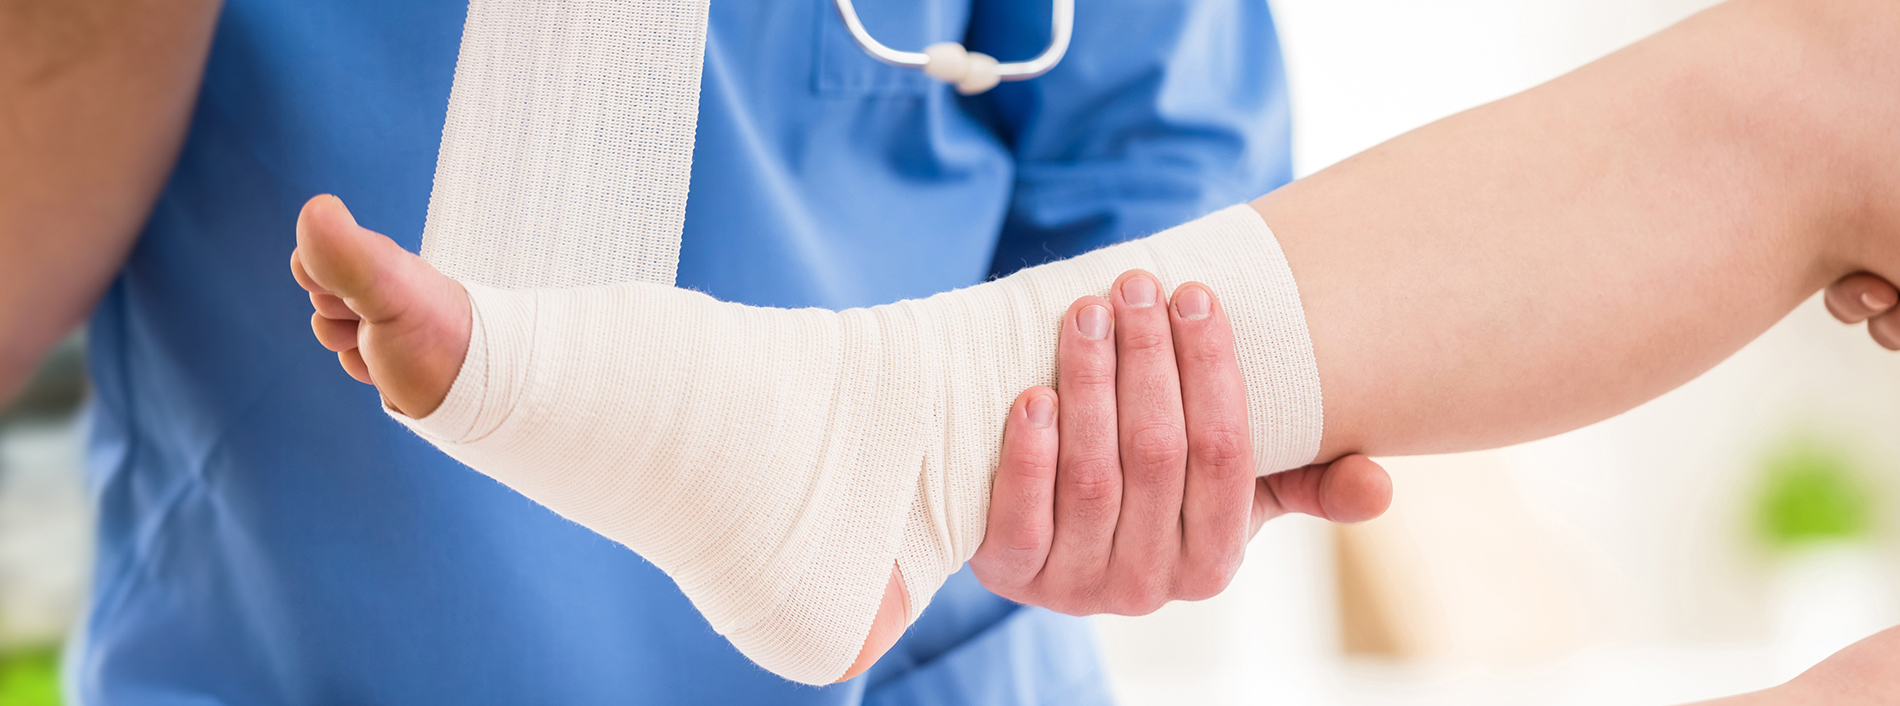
[296,195,417,322]
[293,194,469,418]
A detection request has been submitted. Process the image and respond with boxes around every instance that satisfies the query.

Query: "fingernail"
[1863,290,1892,311]
[1026,395,1055,428]
[1175,286,1211,320]
[1122,276,1157,308]
[1078,304,1110,340]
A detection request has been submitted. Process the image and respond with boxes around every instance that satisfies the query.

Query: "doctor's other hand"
[969,272,1393,616]
[1824,272,1900,350]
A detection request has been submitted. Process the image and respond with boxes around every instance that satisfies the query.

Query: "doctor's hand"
[1825,273,1900,349]
[968,271,1392,616]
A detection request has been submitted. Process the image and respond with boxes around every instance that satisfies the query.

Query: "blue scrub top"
[75,0,1291,703]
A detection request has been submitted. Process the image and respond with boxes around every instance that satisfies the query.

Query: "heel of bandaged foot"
[387,204,1323,684]
[390,282,931,683]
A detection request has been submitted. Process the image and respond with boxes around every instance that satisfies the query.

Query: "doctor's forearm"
[1258,0,1900,462]
[0,0,220,401]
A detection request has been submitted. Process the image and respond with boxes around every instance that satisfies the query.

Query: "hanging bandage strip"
[422,0,709,289]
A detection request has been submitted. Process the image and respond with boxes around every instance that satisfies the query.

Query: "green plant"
[0,647,59,706]
[1754,440,1874,547]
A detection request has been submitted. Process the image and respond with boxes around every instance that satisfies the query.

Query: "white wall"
[1275,0,1715,177]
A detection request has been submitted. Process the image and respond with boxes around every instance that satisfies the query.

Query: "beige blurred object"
[1336,522,1417,658]
[1334,452,1610,665]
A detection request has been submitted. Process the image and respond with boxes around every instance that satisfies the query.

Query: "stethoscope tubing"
[830,0,1074,82]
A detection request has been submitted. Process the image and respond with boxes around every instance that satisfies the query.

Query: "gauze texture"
[390,204,1324,684]
[422,0,708,289]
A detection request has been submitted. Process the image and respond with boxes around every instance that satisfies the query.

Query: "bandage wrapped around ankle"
[390,204,1322,684]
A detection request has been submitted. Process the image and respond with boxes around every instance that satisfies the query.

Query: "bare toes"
[338,348,373,385]
[311,313,361,352]
[310,292,358,321]
[290,249,329,295]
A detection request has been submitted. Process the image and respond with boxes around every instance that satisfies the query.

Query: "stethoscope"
[830,0,1074,95]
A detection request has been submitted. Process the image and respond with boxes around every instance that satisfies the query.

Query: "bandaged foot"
[293,195,1323,684]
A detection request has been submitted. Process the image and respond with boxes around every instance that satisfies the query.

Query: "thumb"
[1252,454,1394,533]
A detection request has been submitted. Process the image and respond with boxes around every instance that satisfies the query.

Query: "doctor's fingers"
[1100,271,1190,614]
[1870,309,1900,350]
[1167,283,1256,602]
[1827,272,1900,349]
[970,387,1060,598]
[1037,296,1125,607]
[1824,272,1898,325]
[1252,454,1393,533]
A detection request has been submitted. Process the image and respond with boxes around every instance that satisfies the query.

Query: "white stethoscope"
[830,0,1074,95]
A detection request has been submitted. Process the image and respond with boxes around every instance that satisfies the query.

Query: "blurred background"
[3,1,1895,705]
[1093,0,1900,704]
[0,333,88,706]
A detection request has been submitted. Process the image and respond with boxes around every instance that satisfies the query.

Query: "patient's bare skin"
[291,196,469,420]
[1273,0,1900,463]
[1695,626,1900,705]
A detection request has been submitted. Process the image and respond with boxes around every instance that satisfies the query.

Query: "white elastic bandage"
[414,0,1323,686]
[390,204,1323,684]
[422,0,707,289]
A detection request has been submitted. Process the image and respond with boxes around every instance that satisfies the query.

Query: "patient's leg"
[1273,0,1900,461]
[292,0,1900,685]
[297,195,1322,684]
[1687,624,1900,704]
